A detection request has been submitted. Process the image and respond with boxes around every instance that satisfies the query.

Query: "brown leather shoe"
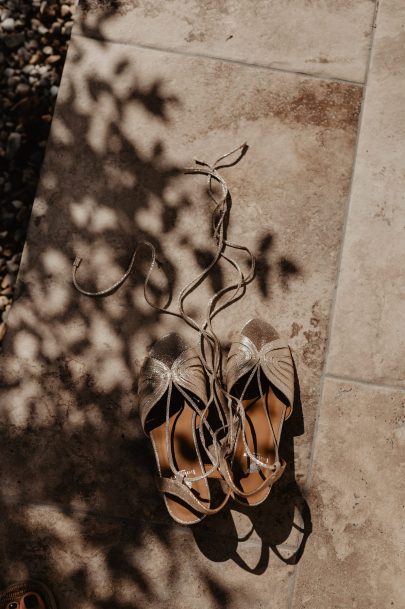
[0,582,57,609]
[222,318,294,506]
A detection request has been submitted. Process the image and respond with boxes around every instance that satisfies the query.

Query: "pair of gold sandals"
[72,144,295,525]
[139,318,294,525]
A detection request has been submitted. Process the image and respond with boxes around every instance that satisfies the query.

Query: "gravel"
[0,0,76,345]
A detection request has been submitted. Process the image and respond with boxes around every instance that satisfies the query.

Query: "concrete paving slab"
[0,32,360,606]
[1,33,362,482]
[326,0,405,387]
[291,378,405,608]
[76,1,376,83]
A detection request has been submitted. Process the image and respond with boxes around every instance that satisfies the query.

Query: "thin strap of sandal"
[72,144,257,484]
[183,149,256,407]
[73,241,157,298]
[183,150,258,467]
[231,364,282,469]
[73,239,225,486]
[189,151,256,375]
[218,362,287,498]
[218,446,285,498]
[156,476,231,516]
[165,380,221,481]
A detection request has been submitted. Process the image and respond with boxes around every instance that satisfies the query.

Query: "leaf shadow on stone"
[256,232,302,298]
[0,11,307,609]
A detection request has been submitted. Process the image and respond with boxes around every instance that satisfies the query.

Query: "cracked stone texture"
[291,379,405,609]
[0,29,359,609]
[77,0,376,82]
[326,0,405,386]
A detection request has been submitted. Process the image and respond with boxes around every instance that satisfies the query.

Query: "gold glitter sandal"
[221,318,294,506]
[138,332,230,525]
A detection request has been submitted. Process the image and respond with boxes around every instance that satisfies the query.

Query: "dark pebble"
[4,32,25,49]
[6,132,21,158]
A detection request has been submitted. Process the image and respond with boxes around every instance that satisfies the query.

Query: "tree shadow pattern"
[0,10,310,609]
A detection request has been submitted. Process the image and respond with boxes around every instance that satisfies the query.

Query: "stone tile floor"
[0,1,404,608]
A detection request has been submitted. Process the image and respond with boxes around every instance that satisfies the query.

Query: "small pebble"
[43,45,53,55]
[2,308,11,323]
[50,85,59,97]
[64,21,73,34]
[27,39,39,49]
[46,54,61,65]
[29,53,41,64]
[6,260,19,274]
[0,296,9,310]
[61,5,72,17]
[4,32,25,49]
[15,82,30,96]
[7,75,20,88]
[1,275,10,290]
[6,132,21,158]
[51,22,61,35]
[2,17,15,32]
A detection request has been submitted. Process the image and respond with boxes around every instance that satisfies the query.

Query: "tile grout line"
[287,1,381,608]
[72,31,365,86]
[324,373,405,394]
[303,0,381,491]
